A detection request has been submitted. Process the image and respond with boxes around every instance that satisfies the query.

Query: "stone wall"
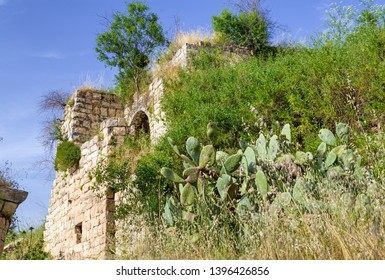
[44,113,128,259]
[61,89,124,145]
[0,186,28,255]
[44,43,253,259]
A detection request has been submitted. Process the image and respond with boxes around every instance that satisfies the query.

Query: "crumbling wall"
[61,89,124,145]
[0,186,28,255]
[44,88,128,259]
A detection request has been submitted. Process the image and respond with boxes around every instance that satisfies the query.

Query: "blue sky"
[0,0,381,229]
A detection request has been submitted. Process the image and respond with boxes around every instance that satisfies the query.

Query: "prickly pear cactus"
[160,122,368,226]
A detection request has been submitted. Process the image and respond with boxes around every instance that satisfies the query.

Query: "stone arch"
[130,110,150,135]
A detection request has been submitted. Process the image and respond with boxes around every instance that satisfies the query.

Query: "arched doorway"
[130,110,150,135]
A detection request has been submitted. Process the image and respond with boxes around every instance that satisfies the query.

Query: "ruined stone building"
[44,43,252,259]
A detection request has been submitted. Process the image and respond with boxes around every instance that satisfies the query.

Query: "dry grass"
[115,211,384,260]
[115,183,385,260]
[171,29,214,50]
[73,73,114,94]
[151,29,215,80]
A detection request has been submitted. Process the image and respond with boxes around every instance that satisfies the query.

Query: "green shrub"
[161,19,385,151]
[134,144,175,218]
[212,7,271,55]
[54,141,81,172]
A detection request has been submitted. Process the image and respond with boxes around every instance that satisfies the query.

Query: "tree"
[96,1,166,94]
[212,0,273,55]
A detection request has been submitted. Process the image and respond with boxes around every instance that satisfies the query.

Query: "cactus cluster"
[160,122,371,226]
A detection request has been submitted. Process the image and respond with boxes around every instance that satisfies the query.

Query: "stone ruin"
[44,80,165,260]
[43,43,253,259]
[0,185,28,255]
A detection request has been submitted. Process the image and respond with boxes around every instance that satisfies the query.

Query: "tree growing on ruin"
[96,1,166,95]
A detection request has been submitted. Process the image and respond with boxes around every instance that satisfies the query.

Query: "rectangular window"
[75,222,82,244]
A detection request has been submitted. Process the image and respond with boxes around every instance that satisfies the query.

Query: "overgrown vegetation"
[1,226,51,260]
[109,1,385,260]
[111,118,385,260]
[54,141,81,172]
[212,0,273,54]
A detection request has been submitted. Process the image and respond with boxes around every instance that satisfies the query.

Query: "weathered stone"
[2,202,18,219]
[0,186,28,204]
[112,127,127,136]
[0,186,28,254]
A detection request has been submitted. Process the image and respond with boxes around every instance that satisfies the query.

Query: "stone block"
[101,101,111,107]
[83,120,91,128]
[0,186,28,204]
[90,144,98,153]
[100,108,108,116]
[74,97,86,105]
[2,202,18,219]
[112,127,127,136]
[93,107,101,114]
[93,93,101,100]
[108,108,116,117]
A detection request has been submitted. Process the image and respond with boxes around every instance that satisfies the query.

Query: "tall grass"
[1,226,51,260]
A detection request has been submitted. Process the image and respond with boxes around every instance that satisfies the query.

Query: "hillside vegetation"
[112,1,385,259]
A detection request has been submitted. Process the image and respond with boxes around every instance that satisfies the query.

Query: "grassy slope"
[124,23,385,260]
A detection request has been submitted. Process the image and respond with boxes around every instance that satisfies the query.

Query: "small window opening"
[75,222,82,244]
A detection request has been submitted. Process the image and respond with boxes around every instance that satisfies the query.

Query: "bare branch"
[230,0,263,13]
[33,155,56,182]
[38,117,62,153]
[0,161,20,189]
[38,90,70,114]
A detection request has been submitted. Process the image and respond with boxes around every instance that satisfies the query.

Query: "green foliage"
[134,7,385,221]
[54,141,81,172]
[160,122,375,228]
[133,143,176,217]
[212,7,271,54]
[164,8,385,151]
[92,159,131,193]
[96,1,166,94]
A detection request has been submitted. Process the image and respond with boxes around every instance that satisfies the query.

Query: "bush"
[212,5,272,54]
[54,141,81,172]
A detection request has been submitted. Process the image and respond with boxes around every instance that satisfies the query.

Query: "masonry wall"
[44,118,128,259]
[61,89,124,145]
